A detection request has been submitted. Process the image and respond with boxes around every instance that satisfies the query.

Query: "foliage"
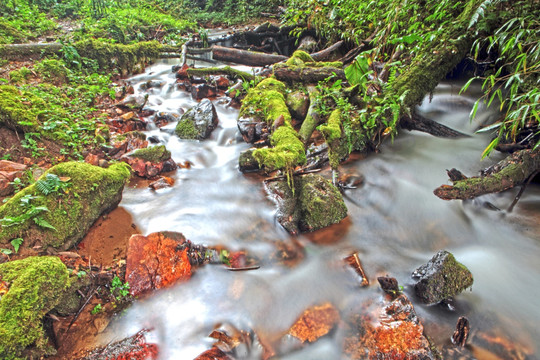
[463,0,540,157]
[110,275,130,300]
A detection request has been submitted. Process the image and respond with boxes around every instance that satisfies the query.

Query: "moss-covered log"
[297,86,322,143]
[212,45,288,66]
[0,162,131,250]
[186,65,255,82]
[434,148,540,200]
[0,42,63,59]
[273,63,346,83]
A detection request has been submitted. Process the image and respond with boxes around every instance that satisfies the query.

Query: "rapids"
[103,58,540,359]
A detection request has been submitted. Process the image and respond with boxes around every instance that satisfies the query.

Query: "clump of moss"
[239,78,291,126]
[131,145,171,163]
[286,50,314,66]
[253,125,306,172]
[175,117,200,139]
[0,85,44,132]
[0,162,131,250]
[0,256,69,359]
[319,109,350,169]
[34,58,71,83]
[8,67,32,84]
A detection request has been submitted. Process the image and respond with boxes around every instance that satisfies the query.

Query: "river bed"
[100,58,540,359]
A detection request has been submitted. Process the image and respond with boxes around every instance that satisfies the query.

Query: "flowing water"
[104,58,540,359]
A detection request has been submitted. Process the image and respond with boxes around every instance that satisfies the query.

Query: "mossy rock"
[412,250,474,305]
[239,78,291,126]
[131,145,171,163]
[0,256,69,359]
[286,50,315,66]
[175,99,218,140]
[265,173,347,234]
[0,162,131,250]
[253,125,306,172]
[0,85,44,133]
[286,90,310,120]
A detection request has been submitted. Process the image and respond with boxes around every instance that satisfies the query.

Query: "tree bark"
[310,40,344,61]
[0,43,63,59]
[434,148,540,200]
[186,66,255,81]
[400,112,468,138]
[273,63,346,83]
[211,45,288,66]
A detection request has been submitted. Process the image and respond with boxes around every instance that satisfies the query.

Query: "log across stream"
[86,59,540,359]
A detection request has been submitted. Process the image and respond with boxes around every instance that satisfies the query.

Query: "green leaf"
[10,238,23,253]
[0,248,13,255]
[33,217,57,231]
[481,137,499,159]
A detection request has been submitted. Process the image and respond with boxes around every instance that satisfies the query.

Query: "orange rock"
[288,302,340,343]
[126,232,192,297]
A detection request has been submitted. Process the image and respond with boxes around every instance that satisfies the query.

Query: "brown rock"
[126,232,192,297]
[84,153,100,166]
[289,303,340,343]
[0,160,28,196]
[175,64,190,79]
[149,177,175,190]
[191,83,217,100]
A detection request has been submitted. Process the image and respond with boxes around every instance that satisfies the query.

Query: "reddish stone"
[214,76,230,89]
[195,347,232,360]
[0,160,28,196]
[175,64,190,79]
[288,303,340,343]
[84,153,100,166]
[77,329,158,360]
[149,177,174,190]
[126,232,192,297]
[191,84,217,100]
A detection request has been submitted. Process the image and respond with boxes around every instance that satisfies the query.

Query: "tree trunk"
[310,40,344,61]
[400,112,468,138]
[273,63,346,83]
[433,148,540,200]
[211,45,288,66]
[0,43,63,59]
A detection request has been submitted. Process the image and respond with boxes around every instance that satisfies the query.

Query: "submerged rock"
[288,302,340,343]
[0,162,131,250]
[126,231,192,297]
[175,98,219,140]
[265,173,347,234]
[153,111,180,128]
[412,250,473,305]
[0,256,69,359]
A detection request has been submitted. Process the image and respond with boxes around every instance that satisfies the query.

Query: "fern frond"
[468,0,504,29]
[33,217,57,231]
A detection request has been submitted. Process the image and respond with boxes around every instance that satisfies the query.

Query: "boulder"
[264,174,347,234]
[412,250,474,305]
[122,145,177,178]
[286,90,310,120]
[117,94,147,110]
[0,256,69,359]
[126,231,192,297]
[153,112,180,128]
[175,99,219,140]
[0,160,28,197]
[0,162,131,250]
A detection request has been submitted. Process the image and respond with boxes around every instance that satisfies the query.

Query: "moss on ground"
[286,50,314,66]
[131,145,171,163]
[0,162,131,250]
[0,85,45,133]
[0,256,69,359]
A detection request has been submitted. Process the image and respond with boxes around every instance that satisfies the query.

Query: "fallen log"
[400,112,468,138]
[0,42,63,59]
[211,45,288,66]
[186,66,255,82]
[273,63,346,83]
[310,40,344,61]
[434,148,540,200]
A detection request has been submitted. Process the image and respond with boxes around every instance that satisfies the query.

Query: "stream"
[99,57,540,359]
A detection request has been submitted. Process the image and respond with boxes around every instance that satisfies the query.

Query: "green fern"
[468,0,504,29]
[36,174,70,195]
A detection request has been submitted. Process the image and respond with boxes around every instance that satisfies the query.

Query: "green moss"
[8,67,32,84]
[0,85,44,132]
[74,39,162,75]
[319,109,346,169]
[286,50,315,66]
[186,66,255,82]
[253,125,306,172]
[175,118,200,139]
[0,162,131,249]
[131,145,171,163]
[297,174,347,232]
[0,256,69,359]
[239,78,291,125]
[34,58,70,82]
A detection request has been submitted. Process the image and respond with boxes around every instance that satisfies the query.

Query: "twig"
[507,170,539,213]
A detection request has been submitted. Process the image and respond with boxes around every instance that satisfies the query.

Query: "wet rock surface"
[265,173,348,234]
[412,250,473,305]
[76,329,158,360]
[0,160,27,196]
[125,231,192,297]
[122,144,177,179]
[175,98,219,140]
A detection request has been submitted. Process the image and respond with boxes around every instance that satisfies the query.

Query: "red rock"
[0,160,28,196]
[214,76,230,89]
[288,303,340,343]
[175,64,190,79]
[195,347,232,360]
[191,84,217,100]
[84,153,100,166]
[126,232,192,297]
[149,177,175,190]
[77,329,158,360]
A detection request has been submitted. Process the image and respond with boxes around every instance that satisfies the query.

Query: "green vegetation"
[0,162,131,250]
[0,256,69,359]
[131,145,171,163]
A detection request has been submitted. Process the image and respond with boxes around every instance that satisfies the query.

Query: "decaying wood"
[400,112,468,138]
[434,148,540,200]
[310,40,345,61]
[298,86,323,143]
[345,253,369,287]
[0,42,63,59]
[273,63,346,83]
[451,316,470,347]
[211,45,288,66]
[186,66,255,81]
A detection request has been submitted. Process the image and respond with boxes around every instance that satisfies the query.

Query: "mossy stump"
[0,256,69,359]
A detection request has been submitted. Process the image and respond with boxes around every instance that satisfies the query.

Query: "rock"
[175,63,190,79]
[139,80,165,91]
[110,131,149,159]
[125,231,192,297]
[153,112,180,128]
[288,303,340,343]
[117,94,148,109]
[0,160,28,196]
[286,90,310,120]
[123,145,177,178]
[84,153,100,166]
[264,174,348,234]
[412,250,474,305]
[0,162,131,250]
[149,176,174,190]
[191,83,217,100]
[195,347,232,360]
[0,256,69,359]
[76,329,158,360]
[297,36,318,53]
[213,75,230,89]
[238,149,260,172]
[108,112,147,133]
[237,117,269,144]
[175,99,219,140]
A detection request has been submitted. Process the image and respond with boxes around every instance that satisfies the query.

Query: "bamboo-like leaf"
[481,137,499,159]
[470,99,480,121]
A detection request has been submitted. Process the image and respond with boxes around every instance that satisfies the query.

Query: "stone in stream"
[175,98,219,140]
[264,173,347,234]
[122,144,177,179]
[191,83,217,100]
[75,329,158,360]
[125,231,192,297]
[412,250,473,305]
[153,111,180,128]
